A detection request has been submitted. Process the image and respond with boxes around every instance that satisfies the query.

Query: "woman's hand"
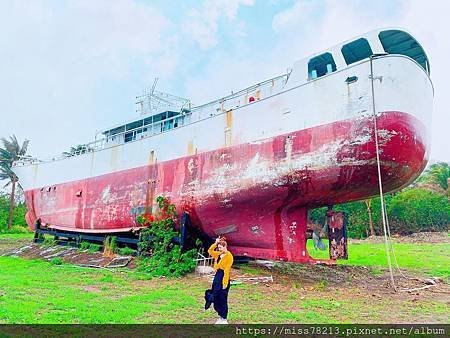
[215,236,221,244]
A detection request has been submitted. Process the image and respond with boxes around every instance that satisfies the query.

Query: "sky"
[0,0,448,162]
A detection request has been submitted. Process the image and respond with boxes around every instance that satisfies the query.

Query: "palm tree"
[0,135,29,230]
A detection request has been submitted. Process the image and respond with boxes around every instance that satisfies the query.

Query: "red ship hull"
[24,111,427,262]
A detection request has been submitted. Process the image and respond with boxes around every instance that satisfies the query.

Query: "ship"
[13,28,433,263]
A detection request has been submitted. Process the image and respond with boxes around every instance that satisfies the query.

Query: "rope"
[369,56,397,291]
[370,57,431,293]
[384,203,412,280]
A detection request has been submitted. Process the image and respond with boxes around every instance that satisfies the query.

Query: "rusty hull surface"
[24,111,427,263]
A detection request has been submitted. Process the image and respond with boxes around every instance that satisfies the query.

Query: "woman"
[205,236,234,324]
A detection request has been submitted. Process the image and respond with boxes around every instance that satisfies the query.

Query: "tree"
[427,162,450,191]
[0,135,29,230]
[364,198,376,236]
[417,162,450,192]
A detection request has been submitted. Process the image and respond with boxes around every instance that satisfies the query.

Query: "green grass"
[307,240,450,278]
[0,233,34,240]
[0,238,448,324]
[0,257,201,324]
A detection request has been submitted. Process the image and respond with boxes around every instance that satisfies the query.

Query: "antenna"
[135,78,190,116]
[150,77,159,95]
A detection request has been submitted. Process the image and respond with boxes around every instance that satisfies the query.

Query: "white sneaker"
[214,317,228,324]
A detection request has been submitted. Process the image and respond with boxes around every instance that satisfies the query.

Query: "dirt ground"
[0,236,33,256]
[2,241,135,269]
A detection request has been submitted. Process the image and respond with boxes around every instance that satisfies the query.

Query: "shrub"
[42,237,56,247]
[12,203,28,228]
[0,225,31,234]
[137,196,197,277]
[388,188,449,233]
[79,241,91,251]
[118,246,136,256]
[50,257,62,265]
[309,188,449,238]
[88,243,102,253]
[103,236,118,256]
[0,193,28,232]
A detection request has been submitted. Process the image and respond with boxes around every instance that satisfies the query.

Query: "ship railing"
[190,73,289,119]
[15,73,290,165]
[12,155,44,166]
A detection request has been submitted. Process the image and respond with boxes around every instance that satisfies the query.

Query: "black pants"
[211,269,230,319]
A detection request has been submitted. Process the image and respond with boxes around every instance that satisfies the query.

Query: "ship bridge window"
[126,120,143,131]
[341,38,373,65]
[124,132,135,143]
[144,116,153,125]
[308,52,337,80]
[379,30,430,74]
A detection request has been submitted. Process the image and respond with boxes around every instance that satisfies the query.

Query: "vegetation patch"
[137,196,197,277]
[42,237,56,248]
[118,246,136,256]
[79,241,91,251]
[103,236,118,256]
[50,257,62,265]
[88,244,102,254]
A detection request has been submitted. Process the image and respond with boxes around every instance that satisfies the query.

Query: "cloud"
[398,0,450,162]
[272,0,320,33]
[1,0,448,165]
[0,0,172,157]
[182,0,255,50]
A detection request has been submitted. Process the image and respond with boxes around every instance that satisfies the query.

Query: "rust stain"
[148,150,155,165]
[145,150,157,215]
[187,140,195,156]
[327,211,348,260]
[225,110,233,147]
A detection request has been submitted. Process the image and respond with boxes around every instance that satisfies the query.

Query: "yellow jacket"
[208,243,234,288]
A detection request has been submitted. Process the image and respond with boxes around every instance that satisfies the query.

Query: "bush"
[42,237,56,247]
[78,241,102,253]
[388,188,449,233]
[0,225,31,234]
[0,193,28,232]
[88,243,102,253]
[50,257,62,265]
[137,196,197,277]
[118,246,136,256]
[309,188,449,238]
[103,236,118,256]
[11,203,28,228]
[79,241,91,251]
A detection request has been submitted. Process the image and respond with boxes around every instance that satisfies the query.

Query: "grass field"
[0,233,33,239]
[0,233,448,324]
[306,240,450,278]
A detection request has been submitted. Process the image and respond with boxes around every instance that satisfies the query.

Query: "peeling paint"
[214,224,238,235]
[22,111,428,263]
